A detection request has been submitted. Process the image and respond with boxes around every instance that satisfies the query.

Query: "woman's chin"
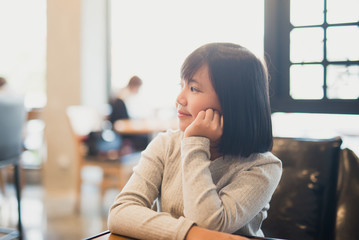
[179,122,190,132]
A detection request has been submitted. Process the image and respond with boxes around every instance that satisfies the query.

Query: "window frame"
[265,0,359,114]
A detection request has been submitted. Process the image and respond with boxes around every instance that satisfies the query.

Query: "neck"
[210,147,222,161]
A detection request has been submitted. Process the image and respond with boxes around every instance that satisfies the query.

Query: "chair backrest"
[262,137,342,240]
[335,148,359,240]
[0,95,26,163]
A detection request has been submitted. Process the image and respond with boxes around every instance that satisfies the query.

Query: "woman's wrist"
[185,226,203,240]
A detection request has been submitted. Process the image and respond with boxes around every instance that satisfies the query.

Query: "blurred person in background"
[0,77,9,94]
[109,75,143,123]
[0,76,21,98]
[109,75,149,151]
[0,77,6,88]
[117,75,143,103]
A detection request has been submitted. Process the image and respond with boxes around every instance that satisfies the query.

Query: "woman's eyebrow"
[187,78,200,85]
[182,78,201,87]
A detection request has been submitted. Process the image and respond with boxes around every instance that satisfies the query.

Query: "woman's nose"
[176,88,186,107]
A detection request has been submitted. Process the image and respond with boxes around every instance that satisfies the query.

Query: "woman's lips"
[177,111,191,118]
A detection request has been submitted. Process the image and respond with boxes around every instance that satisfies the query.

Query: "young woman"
[108,43,282,240]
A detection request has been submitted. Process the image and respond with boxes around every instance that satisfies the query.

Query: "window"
[265,0,359,114]
[0,0,47,109]
[0,0,47,168]
[109,0,264,118]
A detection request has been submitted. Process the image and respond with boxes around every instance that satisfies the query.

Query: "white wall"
[81,0,108,109]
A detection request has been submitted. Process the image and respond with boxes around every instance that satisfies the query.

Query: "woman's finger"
[213,110,221,125]
[204,108,214,121]
[196,110,206,120]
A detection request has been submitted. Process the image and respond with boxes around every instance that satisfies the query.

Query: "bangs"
[180,48,207,81]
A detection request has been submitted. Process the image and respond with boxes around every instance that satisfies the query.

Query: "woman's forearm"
[185,226,249,240]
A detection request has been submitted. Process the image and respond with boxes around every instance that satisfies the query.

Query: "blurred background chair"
[66,105,140,213]
[261,136,359,240]
[0,95,26,239]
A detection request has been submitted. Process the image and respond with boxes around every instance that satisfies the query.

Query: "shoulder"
[153,128,183,143]
[227,151,281,164]
[223,152,282,189]
[246,152,283,181]
[225,152,282,178]
[246,152,282,173]
[118,87,131,100]
[144,129,183,156]
[234,151,281,166]
[254,152,282,166]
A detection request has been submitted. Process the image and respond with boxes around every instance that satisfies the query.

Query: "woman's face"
[176,65,222,131]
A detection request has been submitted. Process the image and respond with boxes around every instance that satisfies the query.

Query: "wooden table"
[84,230,134,240]
[85,230,283,240]
[113,118,178,135]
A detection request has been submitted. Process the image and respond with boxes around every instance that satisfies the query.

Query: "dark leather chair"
[335,148,359,240]
[262,137,343,240]
[262,136,359,240]
[0,95,26,239]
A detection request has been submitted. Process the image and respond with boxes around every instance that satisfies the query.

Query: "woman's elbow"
[192,210,228,232]
[107,203,124,233]
[107,210,117,232]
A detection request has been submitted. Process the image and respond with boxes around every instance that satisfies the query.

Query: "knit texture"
[108,129,282,240]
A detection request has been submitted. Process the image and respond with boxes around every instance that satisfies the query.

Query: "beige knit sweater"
[108,129,282,240]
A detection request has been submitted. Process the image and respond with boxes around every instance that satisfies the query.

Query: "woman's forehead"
[182,63,209,80]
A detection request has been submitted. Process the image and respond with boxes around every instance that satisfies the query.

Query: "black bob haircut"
[181,42,273,157]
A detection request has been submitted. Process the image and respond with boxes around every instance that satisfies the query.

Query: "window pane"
[290,0,324,26]
[327,65,359,99]
[327,0,359,24]
[290,27,324,63]
[0,0,47,108]
[327,26,359,61]
[290,64,324,99]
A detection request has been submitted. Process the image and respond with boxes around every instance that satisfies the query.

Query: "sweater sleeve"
[181,136,282,233]
[108,133,194,240]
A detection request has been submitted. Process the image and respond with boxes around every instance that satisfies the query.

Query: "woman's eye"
[190,86,199,92]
